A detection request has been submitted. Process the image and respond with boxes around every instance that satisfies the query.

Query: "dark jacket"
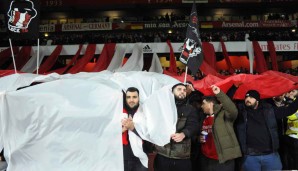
[236,99,298,154]
[155,103,199,159]
[236,102,279,154]
[212,92,242,163]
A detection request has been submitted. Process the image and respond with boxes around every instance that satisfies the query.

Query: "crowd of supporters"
[218,67,298,76]
[72,12,293,24]
[267,13,290,20]
[0,29,296,47]
[167,66,298,80]
[280,68,298,76]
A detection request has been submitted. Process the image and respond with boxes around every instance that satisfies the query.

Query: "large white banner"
[1,78,123,171]
[0,71,180,171]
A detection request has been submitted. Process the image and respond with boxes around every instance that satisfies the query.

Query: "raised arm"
[212,85,238,120]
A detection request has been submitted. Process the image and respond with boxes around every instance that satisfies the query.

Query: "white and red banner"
[62,22,112,31]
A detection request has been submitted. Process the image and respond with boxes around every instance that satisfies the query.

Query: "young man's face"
[126,91,139,109]
[201,99,212,115]
[173,85,186,100]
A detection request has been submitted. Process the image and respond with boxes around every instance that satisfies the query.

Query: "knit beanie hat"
[245,90,260,101]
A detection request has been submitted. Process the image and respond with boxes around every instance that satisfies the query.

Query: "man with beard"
[122,87,147,171]
[236,89,298,171]
[154,83,199,171]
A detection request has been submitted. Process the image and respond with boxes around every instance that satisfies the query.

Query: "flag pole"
[9,38,17,74]
[183,66,188,84]
[36,38,40,75]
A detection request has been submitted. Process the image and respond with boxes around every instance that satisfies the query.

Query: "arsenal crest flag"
[179,3,204,75]
[5,0,40,40]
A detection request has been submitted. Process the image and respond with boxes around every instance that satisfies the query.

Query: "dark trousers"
[191,141,201,171]
[124,159,147,171]
[154,154,192,171]
[200,154,235,171]
[283,135,298,170]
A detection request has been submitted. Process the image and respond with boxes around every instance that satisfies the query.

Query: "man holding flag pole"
[179,1,204,84]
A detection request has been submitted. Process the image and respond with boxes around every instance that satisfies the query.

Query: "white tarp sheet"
[0,71,180,171]
[149,53,163,74]
[106,44,126,72]
[116,43,144,72]
[1,78,123,171]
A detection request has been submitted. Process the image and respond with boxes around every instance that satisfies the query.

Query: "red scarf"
[122,108,129,145]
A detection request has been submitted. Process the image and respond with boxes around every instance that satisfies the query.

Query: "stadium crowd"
[0,29,296,47]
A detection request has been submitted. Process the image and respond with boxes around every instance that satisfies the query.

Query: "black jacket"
[155,103,199,159]
[236,99,298,154]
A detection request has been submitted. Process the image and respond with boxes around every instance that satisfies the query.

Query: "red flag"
[200,61,226,79]
[36,45,63,74]
[202,42,216,69]
[68,44,96,74]
[220,40,234,73]
[262,70,298,84]
[7,46,32,70]
[232,74,297,99]
[48,45,83,74]
[252,41,267,73]
[267,41,278,71]
[166,40,177,75]
[0,47,19,67]
[193,74,227,95]
[92,43,116,72]
[164,71,193,83]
